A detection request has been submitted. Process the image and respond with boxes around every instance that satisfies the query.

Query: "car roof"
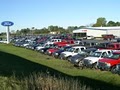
[84,48,97,51]
[72,46,85,48]
[112,50,120,54]
[96,49,112,52]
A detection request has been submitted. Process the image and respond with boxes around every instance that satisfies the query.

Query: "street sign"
[1,21,14,44]
[1,21,14,26]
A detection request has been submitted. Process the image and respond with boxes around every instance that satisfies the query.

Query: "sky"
[0,0,120,33]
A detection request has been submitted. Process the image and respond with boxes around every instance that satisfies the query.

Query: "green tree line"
[14,25,85,35]
[1,17,120,36]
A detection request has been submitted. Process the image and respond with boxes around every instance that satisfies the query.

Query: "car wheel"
[111,66,117,74]
[67,56,72,61]
[78,60,84,69]
[92,62,98,69]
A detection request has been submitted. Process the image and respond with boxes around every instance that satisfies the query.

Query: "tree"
[48,25,54,32]
[93,17,107,27]
[107,21,116,26]
[79,26,86,29]
[20,28,30,35]
[16,30,21,35]
[115,22,120,26]
[67,26,79,30]
[107,21,120,26]
[31,27,35,30]
[11,30,15,34]
[67,26,79,33]
[40,27,49,34]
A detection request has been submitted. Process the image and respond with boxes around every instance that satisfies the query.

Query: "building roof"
[85,26,120,30]
[73,26,120,33]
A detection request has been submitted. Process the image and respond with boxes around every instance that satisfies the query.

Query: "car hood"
[55,50,64,53]
[71,56,84,61]
[99,58,118,63]
[49,49,58,53]
[71,54,81,59]
[84,57,101,62]
[41,47,49,50]
[62,51,72,54]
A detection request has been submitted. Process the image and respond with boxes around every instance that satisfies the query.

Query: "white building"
[73,27,120,38]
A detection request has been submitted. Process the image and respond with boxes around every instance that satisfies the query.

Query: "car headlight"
[41,50,44,52]
[105,62,111,67]
[75,59,79,62]
[63,53,66,56]
[89,60,91,62]
[88,60,93,64]
[55,53,58,55]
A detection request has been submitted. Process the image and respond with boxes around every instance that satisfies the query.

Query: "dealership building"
[73,27,120,38]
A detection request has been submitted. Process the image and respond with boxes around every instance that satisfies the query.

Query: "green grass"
[0,43,120,90]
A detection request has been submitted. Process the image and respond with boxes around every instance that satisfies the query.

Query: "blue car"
[52,46,72,58]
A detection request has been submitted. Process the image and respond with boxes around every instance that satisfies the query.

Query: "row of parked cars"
[12,35,120,75]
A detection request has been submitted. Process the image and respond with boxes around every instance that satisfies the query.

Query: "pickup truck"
[97,51,120,73]
[54,39,75,46]
[83,49,113,69]
[70,48,97,67]
[59,46,86,60]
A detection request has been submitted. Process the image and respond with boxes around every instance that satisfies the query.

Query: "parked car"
[106,43,120,50]
[102,34,115,40]
[70,48,97,67]
[97,51,120,73]
[35,43,50,51]
[46,44,65,56]
[39,44,56,54]
[59,46,86,60]
[83,49,113,69]
[114,64,120,75]
[52,46,72,58]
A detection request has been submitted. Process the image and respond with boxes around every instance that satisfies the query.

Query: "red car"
[106,43,120,50]
[46,44,67,55]
[97,51,120,72]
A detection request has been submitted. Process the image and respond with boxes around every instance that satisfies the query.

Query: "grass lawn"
[0,43,120,89]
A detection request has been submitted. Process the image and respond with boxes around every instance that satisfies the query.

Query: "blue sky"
[0,0,120,32]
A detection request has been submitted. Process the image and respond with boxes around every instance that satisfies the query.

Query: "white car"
[35,43,51,51]
[60,46,86,60]
[83,49,113,68]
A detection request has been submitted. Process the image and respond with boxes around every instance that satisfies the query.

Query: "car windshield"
[78,51,86,54]
[78,49,95,55]
[95,43,107,48]
[107,53,120,59]
[89,52,102,57]
[68,48,75,52]
[59,47,64,50]
[39,43,44,47]
[65,48,71,51]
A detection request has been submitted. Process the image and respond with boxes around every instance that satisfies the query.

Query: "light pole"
[6,26,10,44]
